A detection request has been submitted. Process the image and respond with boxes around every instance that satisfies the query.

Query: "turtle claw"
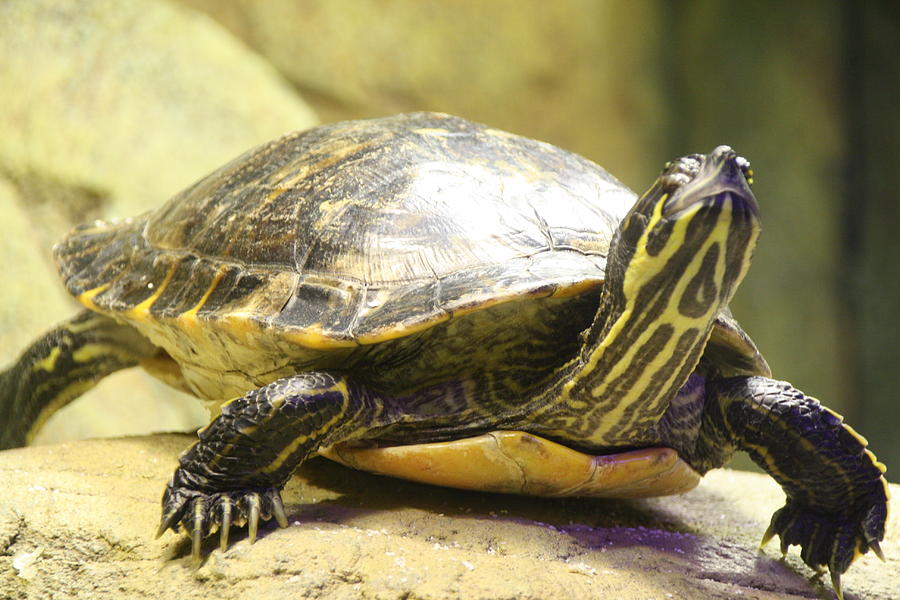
[191,498,205,562]
[157,480,288,559]
[191,522,203,561]
[762,496,887,599]
[156,508,180,540]
[220,499,232,551]
[759,522,777,550]
[272,493,289,529]
[248,493,260,544]
[830,571,843,600]
[869,539,885,562]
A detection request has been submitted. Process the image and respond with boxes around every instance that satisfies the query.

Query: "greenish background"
[1,0,896,472]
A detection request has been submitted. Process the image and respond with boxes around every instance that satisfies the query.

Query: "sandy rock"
[0,435,896,599]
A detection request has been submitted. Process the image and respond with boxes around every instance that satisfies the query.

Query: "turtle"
[0,112,887,598]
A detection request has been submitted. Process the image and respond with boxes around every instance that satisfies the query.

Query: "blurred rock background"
[1,0,896,471]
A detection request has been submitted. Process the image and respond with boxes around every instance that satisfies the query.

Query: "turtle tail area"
[0,310,157,449]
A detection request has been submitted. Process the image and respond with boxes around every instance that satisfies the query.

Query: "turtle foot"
[760,498,886,600]
[157,481,289,561]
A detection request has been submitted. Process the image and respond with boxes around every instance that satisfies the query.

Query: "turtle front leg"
[696,376,888,599]
[156,371,382,559]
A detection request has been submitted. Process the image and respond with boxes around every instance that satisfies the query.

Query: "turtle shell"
[58,113,634,334]
[55,113,641,394]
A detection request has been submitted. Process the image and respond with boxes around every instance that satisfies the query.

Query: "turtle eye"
[735,155,754,186]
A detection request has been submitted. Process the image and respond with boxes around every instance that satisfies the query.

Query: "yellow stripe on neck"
[559,197,742,445]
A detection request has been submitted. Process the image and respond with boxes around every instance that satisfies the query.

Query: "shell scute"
[56,112,633,349]
[275,277,362,341]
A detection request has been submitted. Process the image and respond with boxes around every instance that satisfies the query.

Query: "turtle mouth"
[661,146,760,221]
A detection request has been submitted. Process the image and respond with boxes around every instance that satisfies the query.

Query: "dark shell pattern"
[57,113,633,342]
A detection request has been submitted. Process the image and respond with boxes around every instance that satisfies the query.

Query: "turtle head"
[607,146,761,317]
[657,145,756,220]
[619,146,758,251]
[558,147,763,446]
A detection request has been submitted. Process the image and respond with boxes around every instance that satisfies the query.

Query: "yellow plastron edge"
[321,431,701,499]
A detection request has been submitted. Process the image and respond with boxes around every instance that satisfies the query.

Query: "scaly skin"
[693,376,887,598]
[158,372,373,557]
[157,371,495,557]
[0,310,155,449]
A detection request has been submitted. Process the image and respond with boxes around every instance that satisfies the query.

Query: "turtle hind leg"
[0,309,157,449]
[156,371,388,559]
[696,375,888,597]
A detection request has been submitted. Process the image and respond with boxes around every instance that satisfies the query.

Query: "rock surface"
[0,435,896,600]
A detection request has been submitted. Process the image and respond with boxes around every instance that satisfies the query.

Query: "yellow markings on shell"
[287,276,580,349]
[76,283,112,309]
[216,313,263,344]
[549,278,603,299]
[261,170,313,206]
[353,315,450,346]
[177,267,226,329]
[259,379,351,475]
[282,324,359,349]
[355,287,559,346]
[126,263,178,321]
[297,138,378,188]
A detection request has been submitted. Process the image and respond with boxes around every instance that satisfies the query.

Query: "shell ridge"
[58,113,625,349]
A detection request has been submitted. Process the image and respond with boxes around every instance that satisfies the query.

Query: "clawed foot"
[156,482,289,561]
[760,498,886,600]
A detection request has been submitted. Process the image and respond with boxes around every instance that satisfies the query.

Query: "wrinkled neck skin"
[642,371,735,472]
[524,149,760,454]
